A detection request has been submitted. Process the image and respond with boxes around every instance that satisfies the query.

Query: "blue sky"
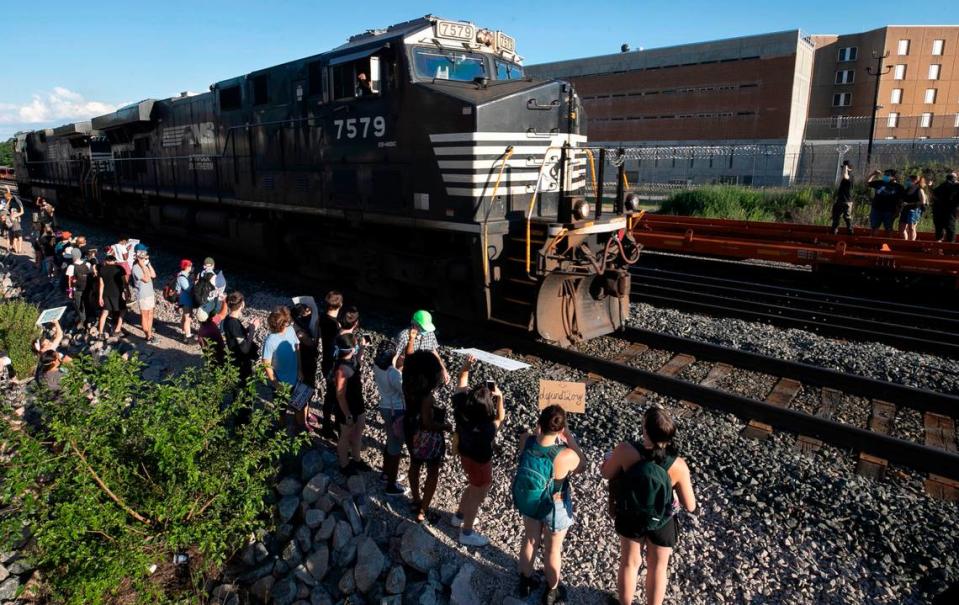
[3,0,957,139]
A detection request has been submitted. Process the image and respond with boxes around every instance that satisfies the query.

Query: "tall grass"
[0,299,40,377]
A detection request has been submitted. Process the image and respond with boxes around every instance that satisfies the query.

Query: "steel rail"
[632,288,959,359]
[509,337,959,482]
[621,327,959,417]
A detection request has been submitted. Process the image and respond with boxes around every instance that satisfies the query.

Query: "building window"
[925,88,937,104]
[887,112,899,127]
[832,92,852,107]
[890,88,903,104]
[932,39,945,55]
[920,113,933,128]
[955,113,959,128]
[838,47,858,61]
[893,64,906,80]
[928,64,941,80]
[835,69,855,84]
[897,39,910,55]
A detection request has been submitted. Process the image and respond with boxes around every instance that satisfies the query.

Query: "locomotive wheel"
[535,272,630,347]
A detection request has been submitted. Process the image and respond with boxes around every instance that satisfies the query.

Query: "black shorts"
[333,399,365,425]
[617,515,678,548]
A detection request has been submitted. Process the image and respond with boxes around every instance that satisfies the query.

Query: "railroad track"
[630,264,959,359]
[488,326,959,500]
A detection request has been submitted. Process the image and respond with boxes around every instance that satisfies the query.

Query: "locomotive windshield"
[411,47,487,81]
[495,60,524,80]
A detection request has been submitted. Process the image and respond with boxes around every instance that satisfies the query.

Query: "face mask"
[882,175,891,183]
[204,265,213,272]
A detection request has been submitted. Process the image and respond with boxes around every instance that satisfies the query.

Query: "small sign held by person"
[538,379,586,414]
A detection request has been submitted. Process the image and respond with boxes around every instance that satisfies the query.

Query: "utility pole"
[865,50,890,166]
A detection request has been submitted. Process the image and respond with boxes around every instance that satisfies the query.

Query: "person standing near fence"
[899,174,928,242]
[866,169,905,236]
[831,161,854,236]
[932,172,959,243]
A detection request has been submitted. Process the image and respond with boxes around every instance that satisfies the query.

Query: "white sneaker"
[458,531,489,547]
[449,514,464,528]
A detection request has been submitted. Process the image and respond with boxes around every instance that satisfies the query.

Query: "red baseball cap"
[180,259,192,270]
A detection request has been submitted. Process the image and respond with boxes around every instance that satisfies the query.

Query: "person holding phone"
[449,355,505,546]
[131,245,157,343]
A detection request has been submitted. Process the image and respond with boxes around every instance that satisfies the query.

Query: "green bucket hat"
[412,310,436,333]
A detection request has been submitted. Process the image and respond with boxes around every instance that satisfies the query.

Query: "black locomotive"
[13,15,640,345]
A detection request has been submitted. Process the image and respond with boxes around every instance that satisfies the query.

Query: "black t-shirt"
[836,178,853,204]
[222,316,255,360]
[452,391,497,463]
[319,314,340,374]
[933,182,959,214]
[869,180,905,213]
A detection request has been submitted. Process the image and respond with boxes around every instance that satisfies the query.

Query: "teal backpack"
[512,437,563,519]
[613,441,675,533]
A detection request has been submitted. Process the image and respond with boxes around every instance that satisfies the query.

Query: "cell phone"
[486,380,495,391]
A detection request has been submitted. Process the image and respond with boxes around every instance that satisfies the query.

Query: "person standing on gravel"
[222,291,260,385]
[97,254,127,338]
[402,349,451,524]
[867,169,905,236]
[318,290,343,438]
[175,260,195,341]
[514,405,585,604]
[898,174,928,241]
[932,172,959,243]
[449,355,505,547]
[831,161,854,235]
[332,332,369,475]
[601,407,697,605]
[131,245,157,343]
[261,306,300,391]
[396,310,449,385]
[373,340,407,496]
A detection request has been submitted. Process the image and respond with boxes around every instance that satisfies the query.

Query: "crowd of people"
[830,162,959,242]
[7,196,700,605]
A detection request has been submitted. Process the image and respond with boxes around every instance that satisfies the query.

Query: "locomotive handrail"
[525,144,563,278]
[481,146,515,286]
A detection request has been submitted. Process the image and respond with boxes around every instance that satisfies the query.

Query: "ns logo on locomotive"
[13,15,641,345]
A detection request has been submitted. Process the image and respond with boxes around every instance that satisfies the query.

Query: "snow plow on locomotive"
[12,15,640,345]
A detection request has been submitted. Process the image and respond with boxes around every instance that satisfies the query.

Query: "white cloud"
[0,87,120,139]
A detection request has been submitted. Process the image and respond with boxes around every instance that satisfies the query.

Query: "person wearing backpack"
[175,260,195,341]
[601,407,696,605]
[513,405,585,604]
[448,355,505,547]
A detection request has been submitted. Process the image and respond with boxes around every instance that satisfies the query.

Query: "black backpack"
[193,277,214,308]
[611,441,675,533]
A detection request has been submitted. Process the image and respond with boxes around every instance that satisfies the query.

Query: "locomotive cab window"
[495,60,524,80]
[307,61,324,97]
[219,85,242,111]
[330,52,388,100]
[412,47,488,81]
[251,74,270,106]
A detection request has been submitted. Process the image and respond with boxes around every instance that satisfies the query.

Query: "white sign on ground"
[452,348,531,372]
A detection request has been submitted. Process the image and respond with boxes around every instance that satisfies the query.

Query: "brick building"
[528,25,959,185]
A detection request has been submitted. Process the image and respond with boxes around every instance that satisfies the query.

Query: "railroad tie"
[854,400,897,480]
[587,343,648,386]
[922,412,959,502]
[740,377,802,441]
[676,363,733,418]
[794,387,841,456]
[625,353,695,405]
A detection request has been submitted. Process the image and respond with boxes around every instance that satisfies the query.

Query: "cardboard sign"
[452,348,531,372]
[538,380,586,414]
[36,306,66,326]
[290,382,315,411]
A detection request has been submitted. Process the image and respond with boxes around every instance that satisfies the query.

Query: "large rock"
[332,520,352,552]
[385,565,406,594]
[305,509,326,529]
[315,516,336,542]
[292,563,316,587]
[301,450,324,480]
[338,568,356,595]
[309,586,333,605]
[347,474,366,496]
[335,537,358,568]
[0,564,8,583]
[315,494,336,513]
[278,496,301,523]
[450,564,479,605]
[353,537,386,594]
[403,581,438,605]
[0,577,20,601]
[302,474,331,504]
[238,561,274,583]
[249,575,274,603]
[306,545,330,582]
[343,498,364,535]
[277,477,303,497]
[400,525,440,572]
[282,540,302,567]
[295,525,313,553]
[271,574,298,605]
[211,584,239,605]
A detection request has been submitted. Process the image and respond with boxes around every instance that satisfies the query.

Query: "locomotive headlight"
[572,198,591,220]
[624,192,641,212]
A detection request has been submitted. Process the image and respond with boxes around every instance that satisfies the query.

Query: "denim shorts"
[900,208,923,225]
[870,209,894,231]
[541,497,574,533]
[380,407,405,456]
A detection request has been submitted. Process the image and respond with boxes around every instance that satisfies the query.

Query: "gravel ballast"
[10,214,957,604]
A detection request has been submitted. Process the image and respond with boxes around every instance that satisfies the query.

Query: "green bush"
[0,352,301,604]
[0,300,40,377]
[659,186,834,222]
